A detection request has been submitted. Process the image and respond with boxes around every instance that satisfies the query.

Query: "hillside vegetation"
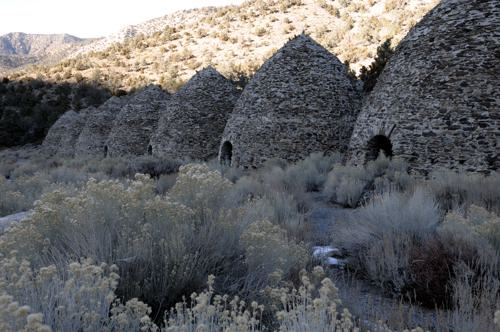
[0,33,93,72]
[6,0,438,92]
[0,78,110,147]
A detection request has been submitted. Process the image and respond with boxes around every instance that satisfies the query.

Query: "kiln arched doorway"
[366,135,393,161]
[220,141,233,166]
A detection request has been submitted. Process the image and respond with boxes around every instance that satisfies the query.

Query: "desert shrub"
[336,189,441,293]
[448,258,500,332]
[337,188,500,314]
[237,192,304,240]
[241,220,308,290]
[0,180,31,216]
[324,155,414,207]
[0,297,51,332]
[0,164,309,328]
[284,152,340,193]
[221,166,245,183]
[89,157,131,178]
[164,275,263,331]
[406,233,477,308]
[365,152,391,177]
[255,27,268,37]
[229,176,265,204]
[258,164,289,192]
[426,170,500,214]
[85,156,183,179]
[47,166,89,184]
[0,258,155,332]
[0,153,104,216]
[256,153,339,195]
[374,163,414,194]
[155,173,177,195]
[0,173,58,216]
[207,157,245,183]
[323,165,369,207]
[169,164,232,211]
[219,153,340,237]
[127,155,182,178]
[242,153,341,213]
[441,205,500,250]
[165,267,359,331]
[272,267,357,331]
[261,192,306,236]
[1,171,230,314]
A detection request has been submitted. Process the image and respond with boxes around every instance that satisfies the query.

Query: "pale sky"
[0,0,245,38]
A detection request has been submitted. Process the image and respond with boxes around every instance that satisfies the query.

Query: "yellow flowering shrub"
[0,258,154,331]
[165,275,263,331]
[170,163,232,209]
[0,163,311,330]
[0,294,51,332]
[241,220,308,287]
[267,266,358,331]
[165,268,363,332]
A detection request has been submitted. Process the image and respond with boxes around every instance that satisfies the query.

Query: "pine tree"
[359,39,394,93]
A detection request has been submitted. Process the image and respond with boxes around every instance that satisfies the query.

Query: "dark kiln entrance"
[220,141,233,166]
[366,135,393,161]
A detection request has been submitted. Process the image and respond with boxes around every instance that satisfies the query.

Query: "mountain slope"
[8,0,438,92]
[0,32,94,72]
[71,7,220,57]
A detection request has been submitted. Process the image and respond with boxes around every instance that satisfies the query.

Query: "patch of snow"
[312,245,347,267]
[326,257,347,267]
[312,245,341,258]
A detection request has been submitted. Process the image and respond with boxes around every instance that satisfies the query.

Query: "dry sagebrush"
[0,163,309,330]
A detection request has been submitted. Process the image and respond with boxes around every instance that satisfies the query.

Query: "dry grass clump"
[426,170,500,214]
[0,170,79,216]
[323,154,412,207]
[441,205,500,250]
[0,153,186,216]
[337,189,441,293]
[323,164,368,207]
[336,188,500,331]
[220,152,341,237]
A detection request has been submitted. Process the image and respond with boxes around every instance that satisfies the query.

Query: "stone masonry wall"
[42,109,90,157]
[75,96,128,157]
[106,86,170,157]
[150,67,240,160]
[220,34,361,168]
[348,0,499,173]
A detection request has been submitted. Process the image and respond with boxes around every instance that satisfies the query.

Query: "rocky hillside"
[71,7,220,57]
[6,0,438,92]
[0,32,93,72]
